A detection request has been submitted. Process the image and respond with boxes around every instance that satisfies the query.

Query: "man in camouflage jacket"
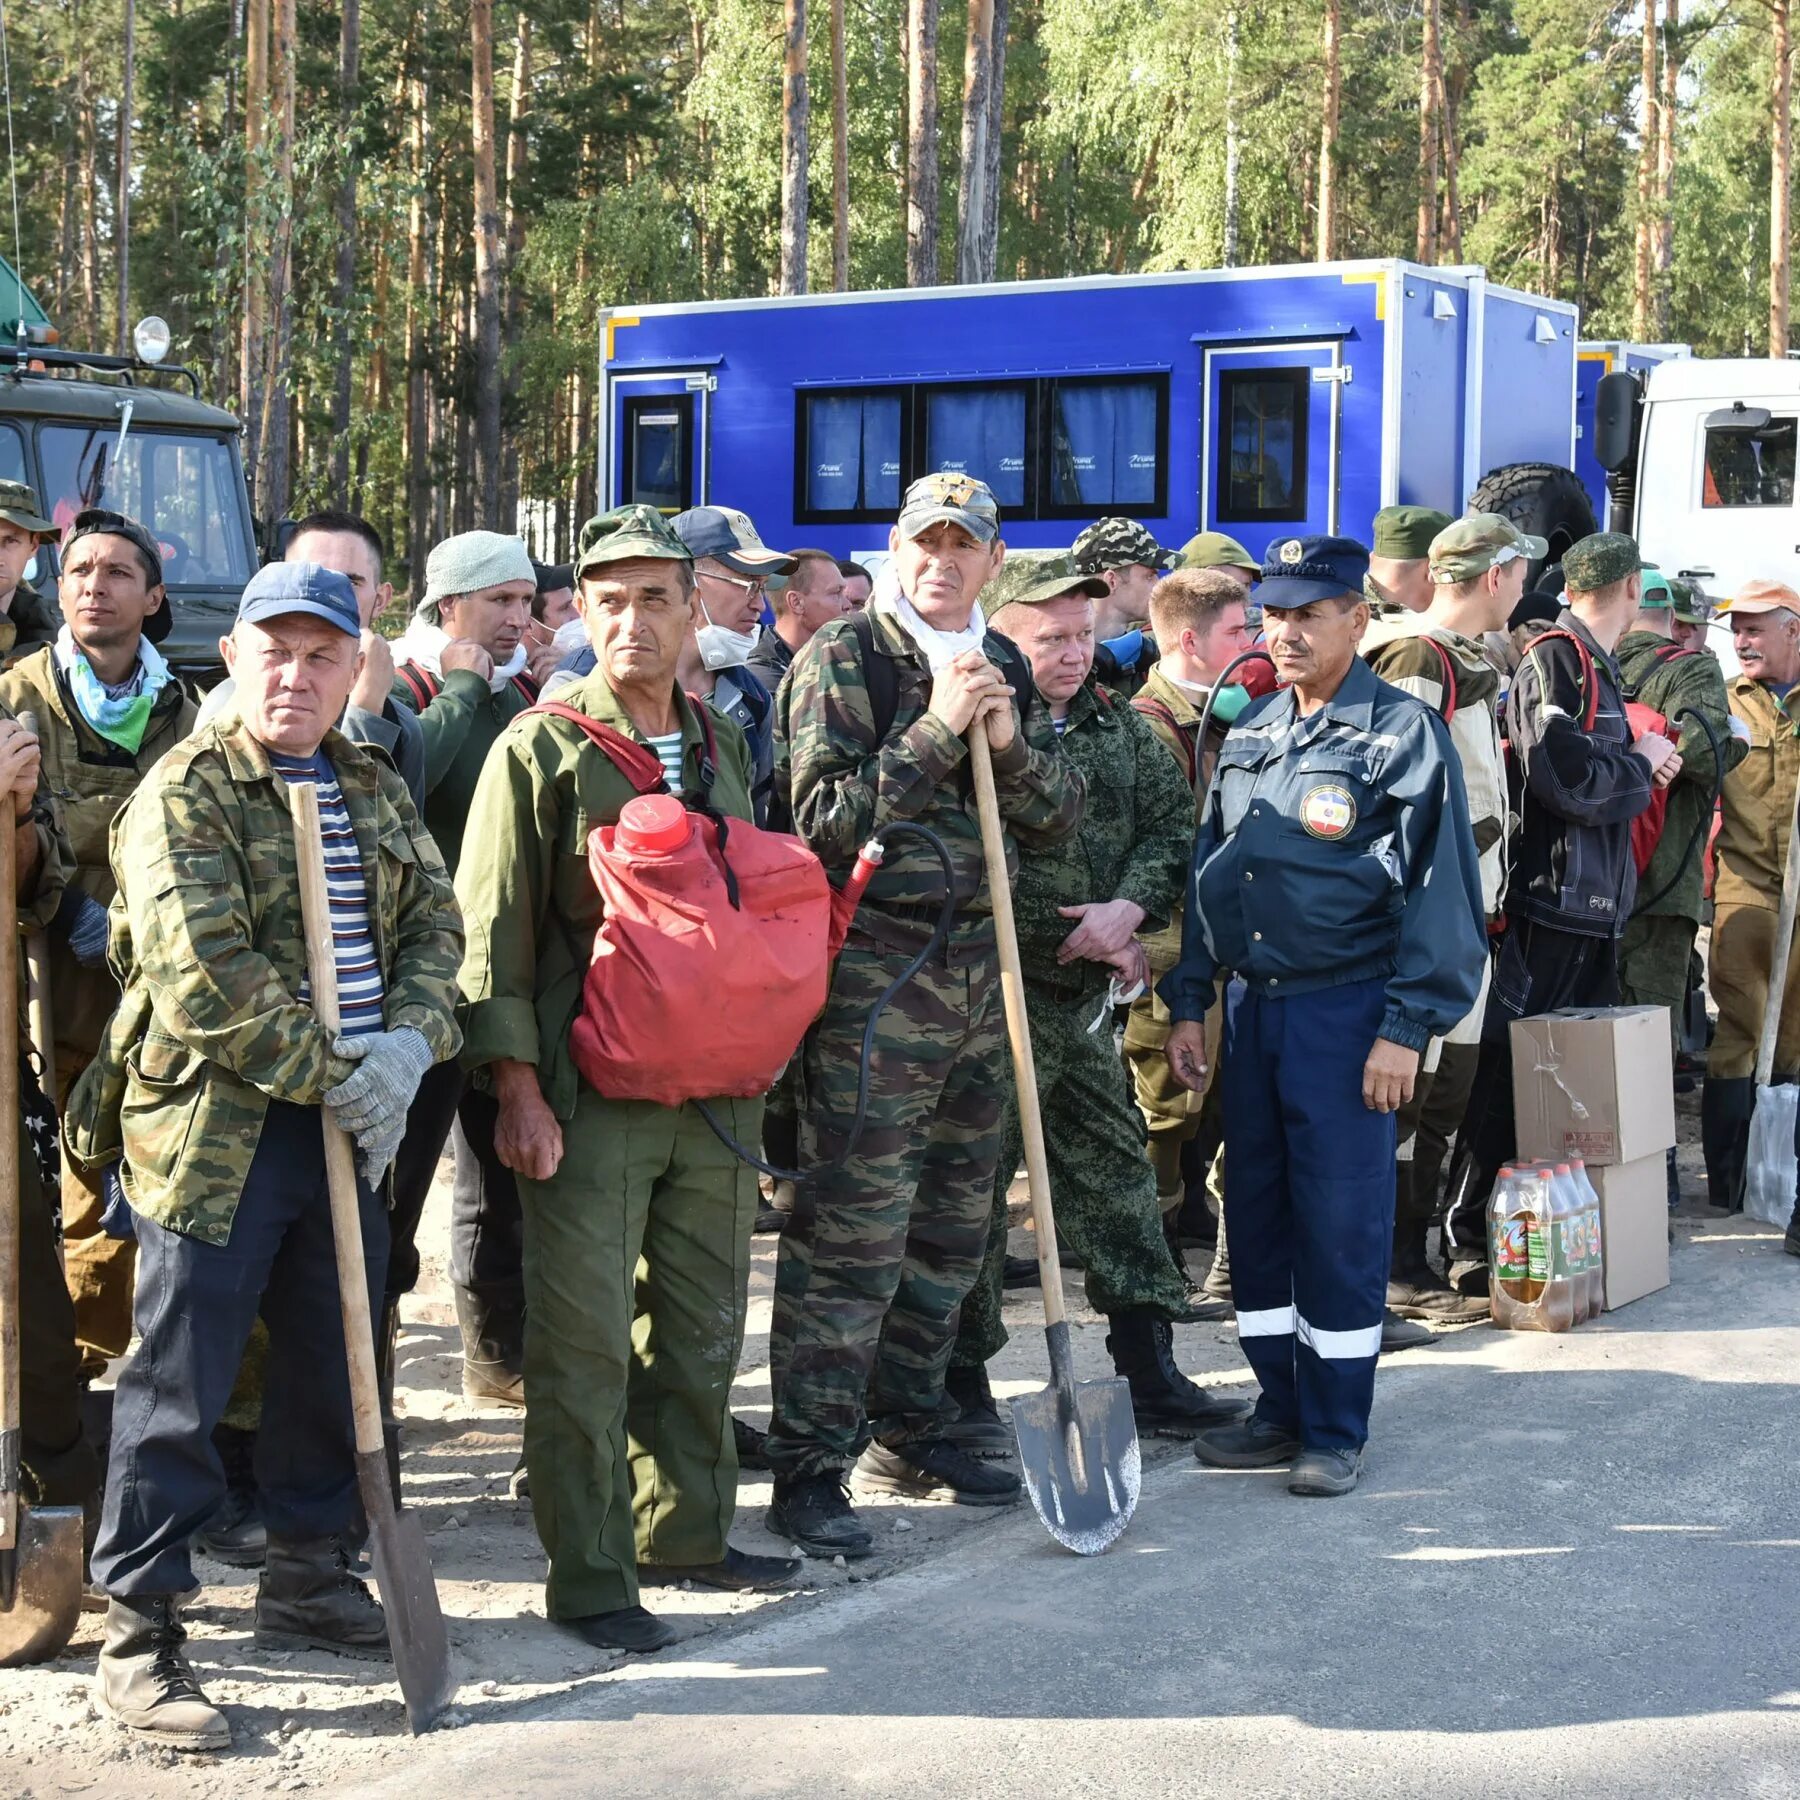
[70,565,461,1753]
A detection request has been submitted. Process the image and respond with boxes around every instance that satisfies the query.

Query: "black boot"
[194,1423,266,1567]
[253,1535,391,1660]
[733,1414,772,1471]
[377,1298,402,1502]
[455,1284,526,1408]
[1785,1202,1800,1259]
[941,1361,1013,1458]
[96,1596,230,1751]
[1105,1313,1250,1435]
[1387,1219,1488,1322]
[766,1473,874,1558]
[1701,1075,1754,1213]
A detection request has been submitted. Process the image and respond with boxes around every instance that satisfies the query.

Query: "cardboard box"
[1590,1154,1671,1310]
[1510,1005,1676,1167]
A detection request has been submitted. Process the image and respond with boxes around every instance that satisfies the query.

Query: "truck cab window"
[1702,420,1796,508]
[1218,367,1308,523]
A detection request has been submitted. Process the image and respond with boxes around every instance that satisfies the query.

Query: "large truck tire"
[1467,462,1596,584]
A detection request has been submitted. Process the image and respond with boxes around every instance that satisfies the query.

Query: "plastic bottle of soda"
[1557,1163,1594,1324]
[1568,1156,1606,1320]
[1542,1164,1580,1331]
[1487,1167,1526,1328]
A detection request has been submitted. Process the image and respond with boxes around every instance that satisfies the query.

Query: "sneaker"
[767,1474,875,1559]
[853,1439,1022,1507]
[1192,1415,1300,1469]
[1288,1446,1362,1498]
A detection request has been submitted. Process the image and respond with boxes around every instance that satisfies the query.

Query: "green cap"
[1670,578,1711,625]
[1562,531,1644,593]
[1175,530,1258,574]
[1371,505,1453,561]
[978,550,1108,619]
[1638,567,1674,609]
[1428,511,1549,583]
[574,505,694,579]
[897,472,1001,544]
[0,480,54,537]
[1071,517,1174,574]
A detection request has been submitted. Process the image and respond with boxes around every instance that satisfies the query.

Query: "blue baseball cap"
[1257,534,1371,608]
[236,561,362,638]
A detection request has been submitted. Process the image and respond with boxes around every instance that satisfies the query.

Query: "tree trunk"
[501,11,532,518]
[830,0,848,289]
[1439,0,1467,261]
[1773,0,1793,356]
[1223,5,1241,267]
[329,0,361,502]
[116,0,135,354]
[1652,0,1679,336]
[955,0,994,283]
[1316,0,1340,260]
[241,0,268,512]
[780,0,810,293]
[470,0,504,522]
[260,0,296,526]
[406,35,434,581]
[906,0,940,286]
[1417,0,1441,264]
[981,0,1008,280]
[1634,0,1659,337]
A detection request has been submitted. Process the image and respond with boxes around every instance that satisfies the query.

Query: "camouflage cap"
[0,480,53,537]
[1371,505,1453,561]
[897,471,1000,544]
[1562,532,1644,593]
[1428,511,1549,584]
[1174,529,1259,575]
[978,549,1108,619]
[575,505,694,580]
[1071,517,1175,575]
[1670,578,1711,625]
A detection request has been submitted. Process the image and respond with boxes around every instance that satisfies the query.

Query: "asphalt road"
[340,1214,1800,1799]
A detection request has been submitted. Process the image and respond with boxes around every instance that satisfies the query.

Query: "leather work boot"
[455,1284,526,1408]
[1387,1222,1488,1322]
[195,1423,266,1568]
[1192,1415,1300,1469]
[1380,1309,1434,1352]
[253,1535,391,1661]
[854,1439,1022,1506]
[767,1474,875,1558]
[941,1361,1014,1459]
[1105,1312,1250,1434]
[96,1596,231,1752]
[1288,1446,1363,1497]
[1701,1075,1754,1212]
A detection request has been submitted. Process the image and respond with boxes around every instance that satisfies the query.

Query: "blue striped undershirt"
[646,730,685,795]
[271,752,386,1038]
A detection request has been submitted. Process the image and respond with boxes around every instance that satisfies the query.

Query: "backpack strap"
[1130,692,1197,786]
[525,700,668,794]
[848,608,901,743]
[1420,633,1458,724]
[394,661,441,712]
[511,669,542,707]
[1521,628,1599,732]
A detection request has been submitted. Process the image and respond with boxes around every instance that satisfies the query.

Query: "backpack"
[395,659,541,713]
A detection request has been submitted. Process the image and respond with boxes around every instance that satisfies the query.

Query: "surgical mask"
[695,598,759,672]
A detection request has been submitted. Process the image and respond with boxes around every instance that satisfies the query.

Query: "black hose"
[694,820,958,1184]
[1633,704,1725,915]
[1192,648,1278,816]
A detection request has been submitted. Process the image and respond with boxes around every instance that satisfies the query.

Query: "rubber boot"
[377,1298,402,1503]
[1700,1076,1754,1213]
[941,1361,1013,1458]
[253,1535,391,1660]
[194,1422,266,1567]
[1104,1313,1249,1436]
[455,1284,526,1408]
[96,1596,230,1751]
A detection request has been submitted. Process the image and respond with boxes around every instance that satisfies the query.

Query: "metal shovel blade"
[0,1498,85,1667]
[359,1451,458,1735]
[1011,1370,1141,1557]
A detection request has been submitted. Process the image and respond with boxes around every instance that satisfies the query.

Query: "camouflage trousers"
[955,983,1191,1368]
[1618,911,1698,1057]
[766,937,1004,1479]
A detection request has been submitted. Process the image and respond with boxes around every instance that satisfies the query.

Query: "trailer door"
[1201,343,1342,549]
[606,371,714,513]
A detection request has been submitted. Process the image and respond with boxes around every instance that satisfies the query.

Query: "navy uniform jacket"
[1160,655,1486,1053]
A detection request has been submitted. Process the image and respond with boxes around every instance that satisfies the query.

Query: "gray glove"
[348,1106,408,1188]
[323,1026,433,1143]
[67,890,112,967]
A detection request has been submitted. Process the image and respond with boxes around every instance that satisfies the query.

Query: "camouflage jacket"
[777,607,1085,955]
[1616,632,1745,923]
[0,582,61,670]
[65,714,464,1244]
[1715,674,1800,915]
[0,645,197,1061]
[1015,682,1191,1000]
[456,672,755,1120]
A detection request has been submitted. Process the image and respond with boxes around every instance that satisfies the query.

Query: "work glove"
[60,887,113,968]
[323,1026,433,1145]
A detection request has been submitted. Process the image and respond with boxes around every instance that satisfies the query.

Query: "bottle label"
[1587,1210,1602,1265]
[1496,1218,1528,1282]
[1556,1220,1580,1277]
[1527,1214,1549,1282]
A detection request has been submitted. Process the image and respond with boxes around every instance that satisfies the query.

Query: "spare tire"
[1467,462,1596,584]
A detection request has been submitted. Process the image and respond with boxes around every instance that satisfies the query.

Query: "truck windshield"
[38,425,251,587]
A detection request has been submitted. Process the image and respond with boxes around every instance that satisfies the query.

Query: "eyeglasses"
[698,567,767,602]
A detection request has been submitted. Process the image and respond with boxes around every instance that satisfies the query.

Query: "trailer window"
[1217,369,1308,523]
[924,385,1028,510]
[799,390,903,517]
[1702,420,1796,508]
[622,393,693,513]
[1044,376,1165,513]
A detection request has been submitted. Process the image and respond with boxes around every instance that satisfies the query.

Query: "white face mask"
[695,598,759,672]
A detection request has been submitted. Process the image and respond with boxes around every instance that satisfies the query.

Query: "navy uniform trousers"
[1221,975,1395,1453]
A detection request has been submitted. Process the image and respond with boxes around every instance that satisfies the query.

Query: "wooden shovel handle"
[0,782,19,1467]
[288,781,385,1461]
[1754,772,1800,1088]
[13,714,50,1098]
[968,727,1069,1329]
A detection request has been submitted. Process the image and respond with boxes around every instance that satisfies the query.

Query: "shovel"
[289,781,457,1733]
[1744,774,1800,1224]
[0,764,84,1665]
[967,727,1140,1555]
[15,714,54,1101]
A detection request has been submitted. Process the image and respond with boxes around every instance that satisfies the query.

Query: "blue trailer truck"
[595,257,1596,568]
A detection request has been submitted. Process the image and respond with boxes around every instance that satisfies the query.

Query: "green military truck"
[3,262,257,674]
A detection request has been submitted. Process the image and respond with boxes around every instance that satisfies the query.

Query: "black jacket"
[1505,609,1653,939]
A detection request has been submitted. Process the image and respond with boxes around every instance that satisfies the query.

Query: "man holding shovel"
[68,564,462,1750]
[1164,536,1486,1497]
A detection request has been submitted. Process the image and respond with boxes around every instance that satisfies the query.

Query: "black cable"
[694,820,958,1184]
[1633,704,1725,915]
[1192,648,1278,811]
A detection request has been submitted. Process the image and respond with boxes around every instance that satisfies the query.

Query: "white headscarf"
[868,562,987,674]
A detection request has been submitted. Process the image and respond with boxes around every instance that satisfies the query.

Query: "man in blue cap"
[69,562,463,1750]
[1162,535,1486,1497]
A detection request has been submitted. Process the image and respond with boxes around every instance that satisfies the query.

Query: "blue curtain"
[806,392,902,510]
[926,388,1026,507]
[1051,381,1158,507]
[863,394,902,510]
